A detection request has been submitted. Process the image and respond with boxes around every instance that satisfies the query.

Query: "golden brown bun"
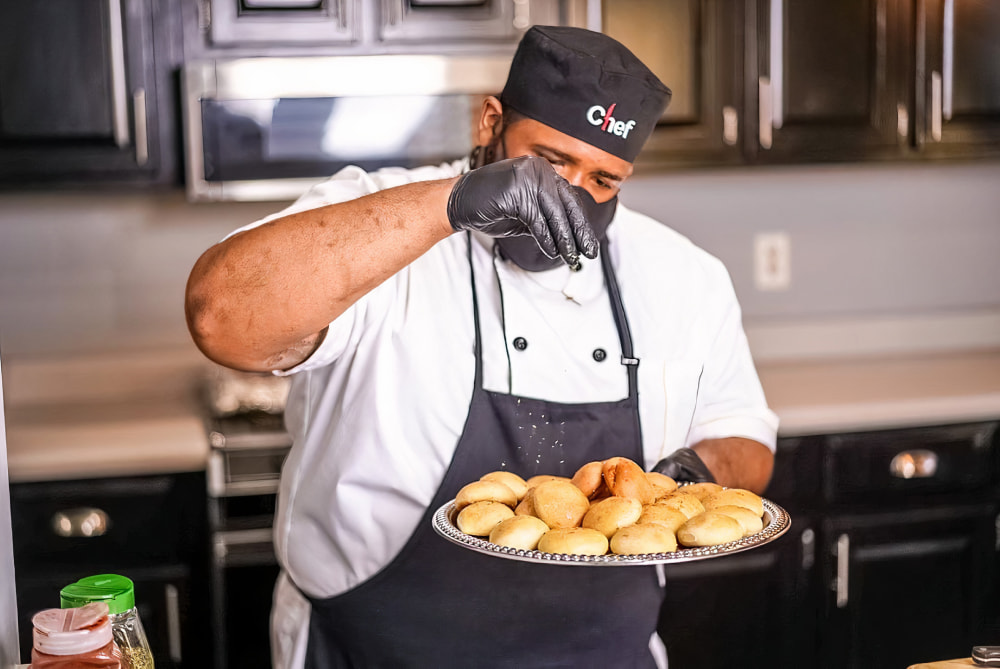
[489,515,550,550]
[645,472,678,498]
[656,491,706,519]
[602,457,656,505]
[455,480,518,510]
[711,505,764,537]
[637,504,689,533]
[570,461,607,500]
[456,501,515,536]
[525,474,570,489]
[537,527,609,556]
[679,482,724,501]
[479,471,529,501]
[610,523,678,555]
[581,496,642,539]
[514,488,537,517]
[702,488,764,517]
[676,511,744,547]
[531,480,591,529]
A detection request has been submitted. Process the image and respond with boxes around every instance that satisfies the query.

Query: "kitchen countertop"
[4,347,1000,483]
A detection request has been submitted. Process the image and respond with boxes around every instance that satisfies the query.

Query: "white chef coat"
[226,160,779,669]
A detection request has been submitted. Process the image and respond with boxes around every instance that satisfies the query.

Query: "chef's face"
[476,97,633,204]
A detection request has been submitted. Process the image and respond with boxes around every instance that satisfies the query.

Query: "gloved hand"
[651,448,716,484]
[447,156,599,268]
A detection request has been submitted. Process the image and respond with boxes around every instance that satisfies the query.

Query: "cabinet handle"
[133,89,148,166]
[165,583,183,663]
[942,0,954,121]
[51,507,111,538]
[512,0,529,30]
[107,0,131,148]
[834,533,850,608]
[769,0,784,129]
[722,105,739,146]
[758,77,773,149]
[800,528,815,570]
[889,449,938,479]
[897,103,909,141]
[586,0,603,32]
[931,71,943,141]
[993,514,1000,552]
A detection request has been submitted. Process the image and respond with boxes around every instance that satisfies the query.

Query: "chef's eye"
[595,177,614,190]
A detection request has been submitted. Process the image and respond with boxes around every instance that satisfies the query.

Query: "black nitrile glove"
[651,448,716,484]
[447,156,599,268]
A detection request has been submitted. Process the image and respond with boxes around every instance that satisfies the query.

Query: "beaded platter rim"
[431,495,791,566]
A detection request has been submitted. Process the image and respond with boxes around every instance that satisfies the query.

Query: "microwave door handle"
[106,0,131,149]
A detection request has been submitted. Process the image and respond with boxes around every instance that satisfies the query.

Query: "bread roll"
[702,488,764,517]
[480,471,529,501]
[656,491,706,519]
[712,505,764,537]
[456,501,515,536]
[455,480,518,510]
[610,523,678,555]
[531,480,591,529]
[525,474,569,488]
[489,515,550,550]
[602,457,656,505]
[537,527,609,556]
[646,472,678,498]
[676,511,744,547]
[571,461,607,499]
[680,482,724,501]
[581,496,642,539]
[637,504,689,533]
[514,488,537,517]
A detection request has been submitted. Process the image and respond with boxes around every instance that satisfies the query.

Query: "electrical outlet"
[754,232,791,291]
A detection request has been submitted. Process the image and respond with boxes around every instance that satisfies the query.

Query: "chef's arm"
[186,178,458,373]
[692,437,774,494]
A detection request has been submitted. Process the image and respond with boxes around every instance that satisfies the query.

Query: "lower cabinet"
[9,472,211,667]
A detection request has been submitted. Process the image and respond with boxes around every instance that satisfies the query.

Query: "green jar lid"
[60,574,135,614]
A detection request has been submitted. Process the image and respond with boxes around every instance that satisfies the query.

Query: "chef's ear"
[476,96,504,146]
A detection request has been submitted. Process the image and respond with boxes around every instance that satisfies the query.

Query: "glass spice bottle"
[30,601,122,668]
[60,575,154,669]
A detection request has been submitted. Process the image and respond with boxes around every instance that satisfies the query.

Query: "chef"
[186,25,778,669]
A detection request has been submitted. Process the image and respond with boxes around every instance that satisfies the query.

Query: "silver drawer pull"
[889,449,939,479]
[51,507,111,538]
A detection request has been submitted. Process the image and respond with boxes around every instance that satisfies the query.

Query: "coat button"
[592,348,607,362]
[513,337,528,351]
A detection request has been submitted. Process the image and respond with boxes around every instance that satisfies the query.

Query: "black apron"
[302,237,664,668]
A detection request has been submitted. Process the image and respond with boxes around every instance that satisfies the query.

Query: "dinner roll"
[455,480,518,511]
[489,515,550,551]
[712,505,764,537]
[656,492,706,519]
[571,461,607,500]
[480,471,529,501]
[525,474,570,488]
[456,501,515,536]
[637,504,689,533]
[680,482,724,500]
[514,488,537,517]
[581,496,642,539]
[602,457,656,505]
[646,472,678,498]
[537,527,609,556]
[676,511,744,547]
[610,523,678,555]
[531,480,591,529]
[702,488,764,517]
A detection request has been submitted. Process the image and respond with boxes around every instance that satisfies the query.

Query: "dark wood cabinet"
[9,472,211,667]
[0,0,180,187]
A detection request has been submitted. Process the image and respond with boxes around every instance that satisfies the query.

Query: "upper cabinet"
[0,0,180,187]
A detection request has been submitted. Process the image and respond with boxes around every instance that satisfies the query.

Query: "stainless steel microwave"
[182,54,513,202]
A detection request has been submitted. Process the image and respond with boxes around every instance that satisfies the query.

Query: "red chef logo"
[586,103,637,139]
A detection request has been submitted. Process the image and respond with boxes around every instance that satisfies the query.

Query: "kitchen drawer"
[10,473,204,568]
[823,422,999,504]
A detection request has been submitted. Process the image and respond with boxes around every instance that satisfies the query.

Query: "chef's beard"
[472,140,618,272]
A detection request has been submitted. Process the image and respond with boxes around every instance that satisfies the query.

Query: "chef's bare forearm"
[692,437,774,493]
[186,177,458,372]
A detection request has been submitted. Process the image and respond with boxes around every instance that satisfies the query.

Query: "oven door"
[183,54,511,202]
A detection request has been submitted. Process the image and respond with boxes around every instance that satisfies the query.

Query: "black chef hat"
[500,26,671,163]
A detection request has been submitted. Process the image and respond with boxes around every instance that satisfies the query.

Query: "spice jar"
[31,601,122,668]
[60,575,154,669]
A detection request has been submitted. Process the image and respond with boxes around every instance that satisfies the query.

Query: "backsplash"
[0,159,998,362]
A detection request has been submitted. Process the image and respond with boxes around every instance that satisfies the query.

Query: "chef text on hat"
[587,103,638,139]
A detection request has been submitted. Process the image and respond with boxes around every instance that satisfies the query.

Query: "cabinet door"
[206,0,358,46]
[601,0,743,167]
[752,0,913,162]
[378,0,559,44]
[916,0,1000,156]
[820,505,996,669]
[0,0,171,185]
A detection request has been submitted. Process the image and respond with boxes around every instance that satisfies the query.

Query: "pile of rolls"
[452,456,766,556]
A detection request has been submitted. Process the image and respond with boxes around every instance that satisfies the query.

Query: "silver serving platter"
[432,496,791,566]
